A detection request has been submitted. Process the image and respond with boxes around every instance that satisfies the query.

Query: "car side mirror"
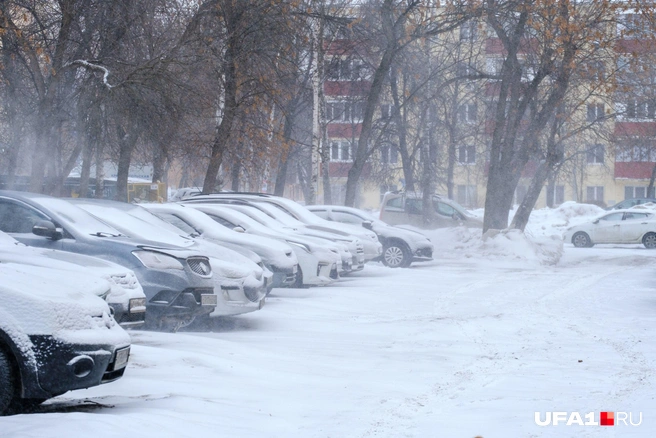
[32,220,63,240]
[362,221,373,230]
[233,226,245,233]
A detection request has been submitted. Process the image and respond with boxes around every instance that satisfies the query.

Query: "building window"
[458,145,476,164]
[486,57,503,76]
[587,103,605,122]
[380,104,394,119]
[330,140,352,162]
[616,144,655,162]
[325,57,368,81]
[587,186,604,202]
[380,145,398,164]
[326,101,364,123]
[625,99,656,119]
[456,185,477,207]
[460,20,477,41]
[458,103,477,123]
[586,144,605,164]
[547,185,565,206]
[625,186,648,199]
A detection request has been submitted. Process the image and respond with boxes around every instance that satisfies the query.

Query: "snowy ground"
[3,204,656,437]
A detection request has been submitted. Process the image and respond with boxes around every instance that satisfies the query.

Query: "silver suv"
[380,192,483,229]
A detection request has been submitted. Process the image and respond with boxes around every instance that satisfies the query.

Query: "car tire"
[382,241,412,268]
[572,232,593,248]
[0,347,16,416]
[643,232,656,249]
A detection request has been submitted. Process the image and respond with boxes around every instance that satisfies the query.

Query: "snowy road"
[2,244,656,437]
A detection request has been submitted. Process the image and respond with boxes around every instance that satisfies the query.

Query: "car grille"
[119,312,146,324]
[188,257,212,277]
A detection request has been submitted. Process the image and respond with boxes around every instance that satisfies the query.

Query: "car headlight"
[287,240,311,253]
[132,250,184,270]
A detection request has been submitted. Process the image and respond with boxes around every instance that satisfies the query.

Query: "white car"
[182,194,383,262]
[307,205,434,268]
[564,210,656,248]
[187,204,340,287]
[141,203,299,289]
[0,231,146,328]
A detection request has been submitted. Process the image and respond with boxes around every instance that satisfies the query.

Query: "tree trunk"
[274,152,289,196]
[114,124,140,202]
[230,162,240,192]
[202,3,240,194]
[344,0,398,206]
[648,163,656,198]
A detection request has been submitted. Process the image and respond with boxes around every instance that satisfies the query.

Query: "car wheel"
[643,232,656,249]
[0,348,17,415]
[382,241,411,268]
[572,232,592,248]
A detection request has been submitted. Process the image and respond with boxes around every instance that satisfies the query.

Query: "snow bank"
[419,226,563,266]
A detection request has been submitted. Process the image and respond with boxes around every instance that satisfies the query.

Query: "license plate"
[114,347,130,370]
[201,294,218,306]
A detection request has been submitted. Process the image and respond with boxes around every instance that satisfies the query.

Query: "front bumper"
[26,335,130,398]
[412,246,433,262]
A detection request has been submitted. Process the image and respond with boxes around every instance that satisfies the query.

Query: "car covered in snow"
[606,197,656,210]
[141,203,299,289]
[379,192,483,229]
[0,263,131,415]
[183,193,383,263]
[69,198,268,316]
[307,205,434,268]
[564,209,656,248]
[186,204,340,287]
[0,191,216,331]
[0,231,146,328]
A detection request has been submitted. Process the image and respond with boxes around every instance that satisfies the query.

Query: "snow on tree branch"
[66,60,114,89]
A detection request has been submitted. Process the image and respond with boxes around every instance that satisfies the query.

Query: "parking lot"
[3,240,655,437]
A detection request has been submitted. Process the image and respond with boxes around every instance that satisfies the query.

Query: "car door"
[592,212,624,243]
[432,201,462,228]
[381,195,408,226]
[0,198,65,249]
[620,212,653,243]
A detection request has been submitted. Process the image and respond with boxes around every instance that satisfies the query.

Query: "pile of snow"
[406,202,612,266]
[420,226,563,266]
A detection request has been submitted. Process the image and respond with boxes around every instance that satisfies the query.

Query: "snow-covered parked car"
[380,192,483,229]
[0,263,131,415]
[186,204,340,287]
[141,203,299,289]
[69,198,268,316]
[564,209,656,248]
[183,193,383,263]
[307,205,434,268]
[0,191,216,331]
[0,231,146,328]
[215,201,360,274]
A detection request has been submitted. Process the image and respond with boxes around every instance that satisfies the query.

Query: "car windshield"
[197,206,273,234]
[258,198,324,225]
[75,203,195,247]
[33,197,124,237]
[250,202,304,227]
[0,230,18,245]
